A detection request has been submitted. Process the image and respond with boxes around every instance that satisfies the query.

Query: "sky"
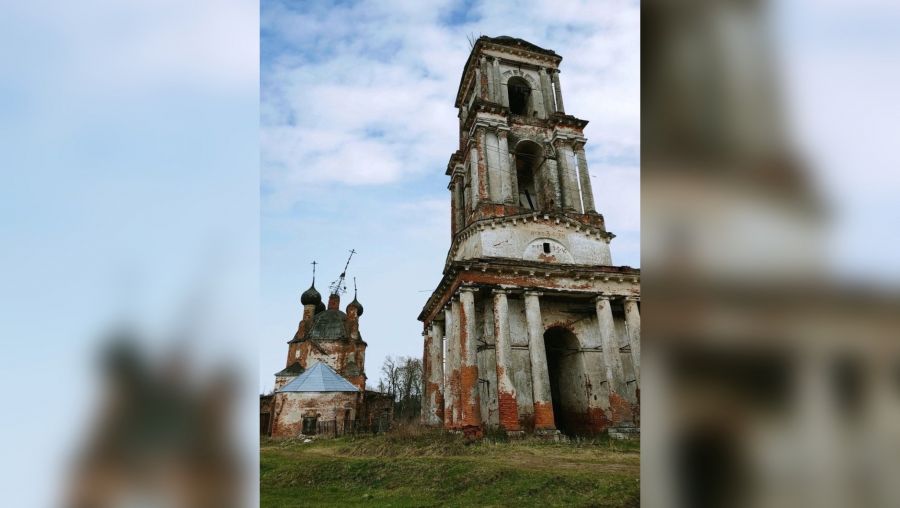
[259,0,642,393]
[0,1,259,505]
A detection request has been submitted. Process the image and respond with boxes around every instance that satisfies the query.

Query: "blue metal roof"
[277,362,359,393]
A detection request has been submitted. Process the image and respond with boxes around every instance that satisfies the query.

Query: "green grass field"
[260,429,639,507]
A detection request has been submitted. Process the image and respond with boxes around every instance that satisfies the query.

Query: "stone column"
[491,58,502,103]
[421,328,432,425]
[427,321,446,425]
[551,70,565,113]
[525,291,555,431]
[574,143,595,213]
[458,287,482,431]
[492,289,520,432]
[481,57,493,102]
[453,174,465,230]
[596,295,630,425]
[556,141,582,213]
[623,297,640,386]
[540,68,555,114]
[475,127,490,203]
[445,303,457,428]
[474,62,482,100]
[543,158,561,210]
[448,180,458,235]
[497,129,513,204]
[469,143,480,209]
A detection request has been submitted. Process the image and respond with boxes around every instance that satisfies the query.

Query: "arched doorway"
[515,140,543,210]
[544,327,586,435]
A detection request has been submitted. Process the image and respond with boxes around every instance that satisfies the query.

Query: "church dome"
[307,310,349,340]
[300,283,322,306]
[347,297,364,317]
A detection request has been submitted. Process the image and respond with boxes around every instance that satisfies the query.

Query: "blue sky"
[259,0,642,393]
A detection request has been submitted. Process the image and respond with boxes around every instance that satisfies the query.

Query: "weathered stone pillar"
[497,129,513,204]
[574,143,595,213]
[551,70,565,113]
[596,295,630,425]
[540,68,554,114]
[474,61,482,100]
[469,143,480,209]
[556,141,582,213]
[525,291,555,431]
[491,58,502,103]
[445,303,458,428]
[492,289,520,432]
[475,127,490,204]
[421,328,432,425]
[542,158,561,210]
[425,321,445,426]
[481,56,492,101]
[623,297,640,386]
[458,287,482,432]
[448,180,458,235]
[453,174,464,230]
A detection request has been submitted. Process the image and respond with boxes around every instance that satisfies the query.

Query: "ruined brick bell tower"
[419,36,640,438]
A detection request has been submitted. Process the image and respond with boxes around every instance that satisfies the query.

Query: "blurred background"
[642,1,900,507]
[2,0,899,506]
[0,0,258,506]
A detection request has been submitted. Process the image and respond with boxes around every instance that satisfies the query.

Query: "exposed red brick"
[608,392,633,426]
[327,293,340,310]
[533,401,556,430]
[497,389,521,431]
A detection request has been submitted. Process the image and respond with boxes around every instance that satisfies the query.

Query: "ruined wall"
[449,292,639,434]
[291,340,367,390]
[270,391,359,438]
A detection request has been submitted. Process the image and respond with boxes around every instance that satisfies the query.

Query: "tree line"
[374,355,423,422]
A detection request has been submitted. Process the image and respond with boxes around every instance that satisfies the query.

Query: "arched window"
[515,140,543,210]
[507,76,531,115]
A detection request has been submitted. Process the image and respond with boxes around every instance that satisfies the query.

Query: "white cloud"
[261,0,640,217]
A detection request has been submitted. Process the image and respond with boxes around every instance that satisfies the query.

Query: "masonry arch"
[514,139,544,210]
[507,76,532,115]
[544,326,589,436]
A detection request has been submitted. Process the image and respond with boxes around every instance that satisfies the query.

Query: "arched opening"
[544,327,586,436]
[507,76,531,116]
[515,140,543,210]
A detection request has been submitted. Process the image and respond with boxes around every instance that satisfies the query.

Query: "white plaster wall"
[454,223,612,265]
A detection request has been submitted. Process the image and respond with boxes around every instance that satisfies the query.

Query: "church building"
[262,259,392,438]
[419,36,640,438]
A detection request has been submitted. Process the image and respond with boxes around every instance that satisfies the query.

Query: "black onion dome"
[347,297,364,317]
[300,283,321,306]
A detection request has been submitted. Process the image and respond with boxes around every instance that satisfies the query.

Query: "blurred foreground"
[642,1,900,507]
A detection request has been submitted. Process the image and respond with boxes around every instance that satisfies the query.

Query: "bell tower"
[446,35,613,267]
[420,36,640,438]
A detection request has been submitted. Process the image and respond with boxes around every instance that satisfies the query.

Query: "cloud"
[261,0,639,205]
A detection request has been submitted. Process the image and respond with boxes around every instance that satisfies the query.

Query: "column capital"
[595,294,613,302]
[459,285,478,294]
[625,295,640,302]
[492,288,512,295]
[524,290,544,297]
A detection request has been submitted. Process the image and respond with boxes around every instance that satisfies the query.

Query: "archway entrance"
[515,140,543,210]
[544,327,585,435]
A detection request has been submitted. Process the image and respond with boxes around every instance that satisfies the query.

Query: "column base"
[504,430,526,440]
[534,429,561,441]
[607,425,640,440]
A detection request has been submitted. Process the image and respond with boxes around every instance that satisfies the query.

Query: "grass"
[260,428,639,507]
